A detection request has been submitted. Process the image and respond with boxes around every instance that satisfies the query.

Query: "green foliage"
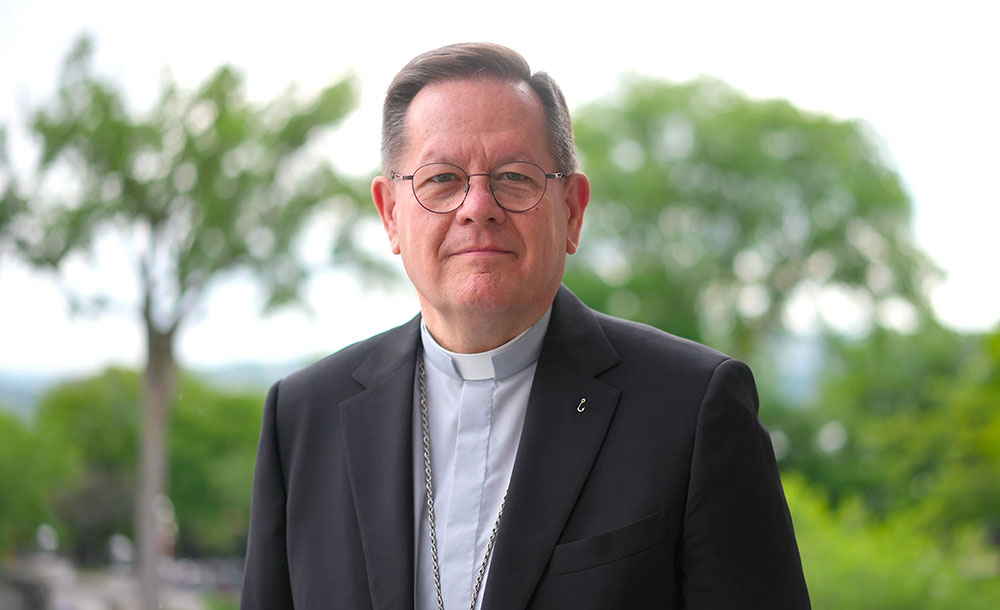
[0,33,371,330]
[905,331,1000,535]
[204,593,240,610]
[35,368,142,472]
[33,368,141,563]
[568,76,935,356]
[18,368,263,560]
[771,324,962,512]
[0,127,25,247]
[786,476,1000,609]
[0,408,76,555]
[787,326,1000,537]
[170,377,262,557]
[0,34,372,594]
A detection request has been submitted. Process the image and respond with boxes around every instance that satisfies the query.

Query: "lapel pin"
[576,398,587,413]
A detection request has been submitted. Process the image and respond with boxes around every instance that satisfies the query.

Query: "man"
[241,43,810,609]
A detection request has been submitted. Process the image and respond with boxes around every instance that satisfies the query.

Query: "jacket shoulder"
[592,310,733,375]
[274,316,419,403]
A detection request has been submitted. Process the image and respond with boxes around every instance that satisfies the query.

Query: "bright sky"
[1,0,997,375]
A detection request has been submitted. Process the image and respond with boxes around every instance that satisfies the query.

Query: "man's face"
[372,78,589,346]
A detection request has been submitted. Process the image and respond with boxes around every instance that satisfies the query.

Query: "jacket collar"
[339,316,421,610]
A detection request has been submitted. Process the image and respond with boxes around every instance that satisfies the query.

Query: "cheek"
[399,214,446,259]
[533,210,568,252]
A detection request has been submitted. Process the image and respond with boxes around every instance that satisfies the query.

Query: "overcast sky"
[1,0,997,375]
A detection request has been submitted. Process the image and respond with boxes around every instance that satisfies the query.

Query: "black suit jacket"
[241,286,810,609]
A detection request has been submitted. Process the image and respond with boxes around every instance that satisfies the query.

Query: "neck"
[419,301,552,354]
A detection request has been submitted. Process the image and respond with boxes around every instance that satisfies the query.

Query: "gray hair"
[380,43,578,176]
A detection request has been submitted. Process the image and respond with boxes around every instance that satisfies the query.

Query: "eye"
[429,172,460,184]
[498,171,528,182]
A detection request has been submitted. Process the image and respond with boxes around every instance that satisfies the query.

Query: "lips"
[450,247,514,262]
[446,237,514,255]
[455,246,511,255]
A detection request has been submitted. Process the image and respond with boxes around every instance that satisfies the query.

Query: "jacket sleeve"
[240,382,295,610]
[681,358,811,609]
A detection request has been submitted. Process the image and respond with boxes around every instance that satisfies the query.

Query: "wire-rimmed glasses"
[392,161,565,214]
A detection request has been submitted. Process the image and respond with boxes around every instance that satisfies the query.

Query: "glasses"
[392,161,565,214]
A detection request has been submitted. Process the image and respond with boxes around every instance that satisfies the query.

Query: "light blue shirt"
[413,308,552,610]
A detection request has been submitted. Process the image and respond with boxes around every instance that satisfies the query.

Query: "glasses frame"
[392,161,566,214]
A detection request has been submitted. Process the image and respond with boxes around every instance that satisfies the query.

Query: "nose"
[456,173,505,224]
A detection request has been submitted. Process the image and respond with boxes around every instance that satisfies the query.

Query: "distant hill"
[0,371,63,416]
[188,359,310,393]
[0,358,313,414]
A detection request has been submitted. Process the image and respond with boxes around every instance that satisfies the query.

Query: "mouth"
[451,246,514,258]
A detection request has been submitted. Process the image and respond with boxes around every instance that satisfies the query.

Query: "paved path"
[2,555,232,610]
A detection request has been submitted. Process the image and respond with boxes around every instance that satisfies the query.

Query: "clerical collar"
[420,307,552,381]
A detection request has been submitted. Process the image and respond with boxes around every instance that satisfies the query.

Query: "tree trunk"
[137,324,177,610]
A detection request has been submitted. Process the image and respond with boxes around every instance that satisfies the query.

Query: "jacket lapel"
[482,287,622,610]
[339,317,421,610]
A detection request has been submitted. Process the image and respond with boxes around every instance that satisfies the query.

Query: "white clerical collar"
[420,307,552,381]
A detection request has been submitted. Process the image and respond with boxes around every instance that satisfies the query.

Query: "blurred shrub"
[170,377,262,557]
[8,368,263,561]
[0,409,76,555]
[787,475,1000,609]
[776,327,1000,539]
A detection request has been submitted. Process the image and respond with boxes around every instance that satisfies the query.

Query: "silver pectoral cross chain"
[418,348,507,610]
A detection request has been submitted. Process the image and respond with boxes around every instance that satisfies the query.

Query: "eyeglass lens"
[411,162,548,213]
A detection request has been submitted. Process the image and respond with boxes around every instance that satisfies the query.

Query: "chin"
[450,275,524,312]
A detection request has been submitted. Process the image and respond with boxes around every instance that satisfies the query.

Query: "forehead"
[401,78,552,167]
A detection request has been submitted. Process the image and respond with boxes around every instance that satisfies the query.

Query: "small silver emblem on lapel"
[576,398,587,413]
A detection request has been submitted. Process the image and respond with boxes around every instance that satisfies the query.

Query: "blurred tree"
[568,76,935,357]
[0,127,18,237]
[566,76,1000,584]
[0,35,366,608]
[33,368,141,564]
[31,368,264,560]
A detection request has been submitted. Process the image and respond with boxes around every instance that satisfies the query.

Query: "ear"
[372,175,402,255]
[562,172,590,255]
